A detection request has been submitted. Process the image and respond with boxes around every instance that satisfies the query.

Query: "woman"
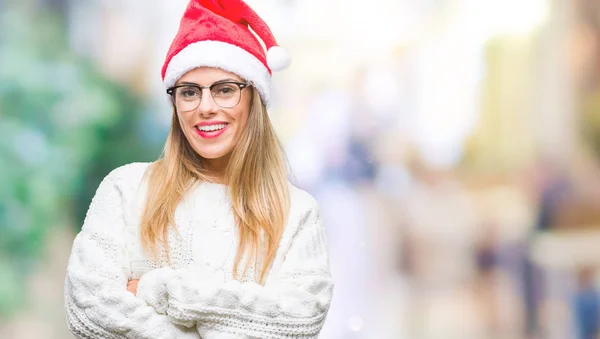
[63,1,334,338]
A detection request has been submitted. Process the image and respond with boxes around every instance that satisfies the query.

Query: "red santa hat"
[161,0,290,106]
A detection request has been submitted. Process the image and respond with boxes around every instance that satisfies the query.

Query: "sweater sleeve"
[136,201,334,339]
[64,172,200,339]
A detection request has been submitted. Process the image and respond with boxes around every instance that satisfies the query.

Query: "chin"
[194,146,233,160]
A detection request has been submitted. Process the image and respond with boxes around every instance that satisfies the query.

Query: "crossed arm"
[65,174,333,339]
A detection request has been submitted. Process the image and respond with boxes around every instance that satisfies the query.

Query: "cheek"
[177,114,194,140]
[232,100,251,133]
[178,113,193,131]
[232,113,249,139]
[178,112,190,125]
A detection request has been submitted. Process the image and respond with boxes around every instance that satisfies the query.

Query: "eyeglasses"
[166,81,250,111]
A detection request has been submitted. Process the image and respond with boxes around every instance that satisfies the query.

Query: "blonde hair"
[139,88,290,284]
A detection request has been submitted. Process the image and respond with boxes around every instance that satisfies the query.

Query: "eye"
[212,84,238,97]
[178,86,200,99]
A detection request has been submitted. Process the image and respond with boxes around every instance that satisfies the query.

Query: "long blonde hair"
[139,88,290,284]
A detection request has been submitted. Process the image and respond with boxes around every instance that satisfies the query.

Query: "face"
[173,67,251,172]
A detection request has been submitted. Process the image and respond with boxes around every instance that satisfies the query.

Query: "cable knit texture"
[64,162,334,339]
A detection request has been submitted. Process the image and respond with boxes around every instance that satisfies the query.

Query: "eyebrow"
[177,78,242,86]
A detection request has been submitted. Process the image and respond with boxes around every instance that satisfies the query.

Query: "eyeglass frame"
[166,81,251,111]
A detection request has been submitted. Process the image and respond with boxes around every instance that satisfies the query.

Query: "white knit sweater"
[64,162,334,339]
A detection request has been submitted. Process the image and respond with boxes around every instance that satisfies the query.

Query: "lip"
[194,123,229,139]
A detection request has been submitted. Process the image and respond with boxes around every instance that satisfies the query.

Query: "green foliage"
[0,5,162,317]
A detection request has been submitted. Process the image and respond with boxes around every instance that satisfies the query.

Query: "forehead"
[177,67,244,85]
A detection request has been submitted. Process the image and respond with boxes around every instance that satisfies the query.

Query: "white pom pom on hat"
[267,46,291,72]
[161,0,291,107]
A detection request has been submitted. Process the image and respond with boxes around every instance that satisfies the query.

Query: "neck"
[203,155,230,183]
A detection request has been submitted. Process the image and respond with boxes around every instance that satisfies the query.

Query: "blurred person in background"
[524,158,570,338]
[473,221,504,338]
[63,1,334,338]
[572,267,600,339]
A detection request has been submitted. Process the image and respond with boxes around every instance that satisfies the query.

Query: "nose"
[196,88,219,116]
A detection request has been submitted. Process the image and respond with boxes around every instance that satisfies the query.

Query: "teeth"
[197,123,227,132]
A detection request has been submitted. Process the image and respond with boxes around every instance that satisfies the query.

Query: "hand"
[127,279,139,296]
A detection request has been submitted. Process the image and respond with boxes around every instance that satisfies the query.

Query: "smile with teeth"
[197,123,227,132]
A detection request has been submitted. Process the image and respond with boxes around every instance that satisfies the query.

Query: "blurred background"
[1,0,600,338]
